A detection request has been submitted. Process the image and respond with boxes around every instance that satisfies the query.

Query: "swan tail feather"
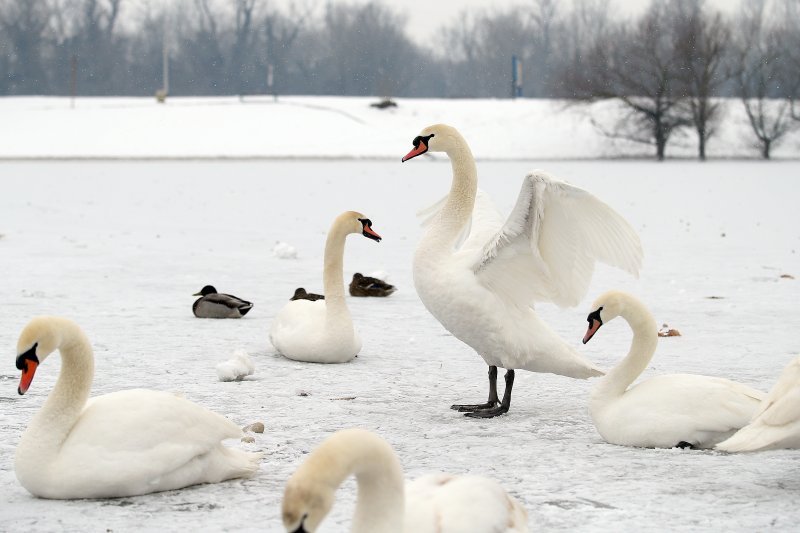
[715,424,776,453]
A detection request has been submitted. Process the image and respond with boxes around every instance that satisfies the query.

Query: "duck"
[282,428,528,533]
[291,288,325,302]
[269,212,382,363]
[349,272,396,297]
[716,356,800,452]
[13,316,261,499]
[401,124,642,418]
[192,285,253,318]
[582,290,765,449]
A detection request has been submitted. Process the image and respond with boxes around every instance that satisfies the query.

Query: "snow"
[1,157,799,531]
[2,96,799,160]
[216,350,256,382]
[272,241,298,260]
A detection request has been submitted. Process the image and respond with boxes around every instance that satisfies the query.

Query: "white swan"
[14,316,261,499]
[582,290,765,449]
[401,124,642,417]
[269,211,382,363]
[281,428,528,533]
[716,356,800,452]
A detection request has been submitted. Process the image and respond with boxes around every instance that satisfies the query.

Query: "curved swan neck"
[25,319,94,451]
[594,300,658,398]
[322,219,351,324]
[427,135,478,249]
[296,430,405,533]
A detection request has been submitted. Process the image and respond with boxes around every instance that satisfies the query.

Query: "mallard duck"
[290,288,325,302]
[349,272,396,297]
[192,285,253,318]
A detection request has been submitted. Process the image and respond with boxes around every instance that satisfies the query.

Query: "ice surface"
[1,96,799,160]
[1,159,799,532]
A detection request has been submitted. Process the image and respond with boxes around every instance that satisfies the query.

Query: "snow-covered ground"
[2,96,799,160]
[1,158,799,532]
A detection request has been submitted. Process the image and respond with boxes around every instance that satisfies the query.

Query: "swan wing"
[405,474,528,533]
[61,390,243,480]
[752,357,800,427]
[473,171,642,308]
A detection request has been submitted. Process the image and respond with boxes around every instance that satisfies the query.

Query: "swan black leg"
[451,366,500,412]
[465,369,514,418]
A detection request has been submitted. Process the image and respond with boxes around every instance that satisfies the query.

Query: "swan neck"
[322,220,351,323]
[26,322,94,450]
[427,139,477,248]
[595,305,658,398]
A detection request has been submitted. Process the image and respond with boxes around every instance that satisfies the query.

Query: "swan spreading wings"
[403,124,643,418]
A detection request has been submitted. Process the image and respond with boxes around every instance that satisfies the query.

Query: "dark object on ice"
[370,98,397,109]
[675,441,697,449]
[291,288,325,302]
[192,285,253,318]
[349,273,396,297]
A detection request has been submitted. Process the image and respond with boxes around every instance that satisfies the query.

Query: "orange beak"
[363,224,382,241]
[18,359,39,395]
[402,140,428,162]
[583,319,602,345]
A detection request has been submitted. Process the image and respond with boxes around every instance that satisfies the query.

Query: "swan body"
[402,124,642,416]
[282,429,528,533]
[716,356,800,452]
[192,285,253,318]
[270,212,381,363]
[14,316,261,499]
[583,291,765,448]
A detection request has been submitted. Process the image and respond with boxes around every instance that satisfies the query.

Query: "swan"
[192,285,253,318]
[582,290,765,449]
[716,356,800,452]
[269,211,382,363]
[13,316,261,499]
[401,124,642,417]
[281,428,528,533]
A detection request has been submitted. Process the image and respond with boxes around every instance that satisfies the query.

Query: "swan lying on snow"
[14,316,261,499]
[716,356,800,452]
[401,124,642,418]
[270,211,382,363]
[282,428,528,533]
[216,349,255,381]
[583,291,765,449]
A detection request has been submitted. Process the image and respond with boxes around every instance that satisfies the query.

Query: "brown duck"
[348,273,396,297]
[290,288,325,302]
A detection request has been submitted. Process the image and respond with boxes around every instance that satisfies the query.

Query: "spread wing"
[472,170,643,308]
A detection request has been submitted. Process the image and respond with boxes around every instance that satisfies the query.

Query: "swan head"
[336,211,382,242]
[401,124,463,161]
[16,316,68,395]
[582,290,629,344]
[193,285,217,296]
[282,478,335,533]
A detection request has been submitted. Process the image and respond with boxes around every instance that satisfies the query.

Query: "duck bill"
[583,319,602,345]
[363,225,382,242]
[401,141,428,162]
[18,359,39,395]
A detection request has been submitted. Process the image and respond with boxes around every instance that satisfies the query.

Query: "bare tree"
[0,0,52,94]
[674,0,731,160]
[571,0,691,160]
[734,0,796,159]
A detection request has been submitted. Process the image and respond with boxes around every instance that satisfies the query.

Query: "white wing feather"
[473,171,643,308]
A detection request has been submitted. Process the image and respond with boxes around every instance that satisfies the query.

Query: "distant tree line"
[1,0,798,159]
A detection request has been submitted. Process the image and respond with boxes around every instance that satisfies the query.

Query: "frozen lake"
[1,159,799,531]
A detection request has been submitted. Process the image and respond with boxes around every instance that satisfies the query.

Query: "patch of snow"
[215,350,255,382]
[272,241,298,259]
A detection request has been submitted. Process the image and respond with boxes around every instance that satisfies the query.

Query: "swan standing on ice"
[14,316,261,499]
[270,211,382,363]
[401,124,642,417]
[582,290,765,448]
[281,428,528,533]
[716,356,800,452]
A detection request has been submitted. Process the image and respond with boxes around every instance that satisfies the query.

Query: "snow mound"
[216,350,255,382]
[272,241,298,259]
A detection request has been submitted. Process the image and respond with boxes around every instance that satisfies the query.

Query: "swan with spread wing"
[401,124,643,418]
